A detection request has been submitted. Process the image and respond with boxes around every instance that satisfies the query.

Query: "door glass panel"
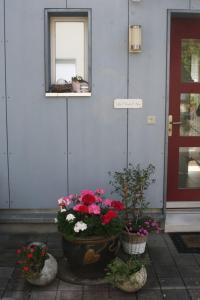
[179,147,200,188]
[181,39,200,83]
[180,93,200,136]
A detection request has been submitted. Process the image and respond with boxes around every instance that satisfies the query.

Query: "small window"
[45,9,91,96]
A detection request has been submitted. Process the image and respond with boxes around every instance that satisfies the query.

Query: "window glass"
[181,39,200,83]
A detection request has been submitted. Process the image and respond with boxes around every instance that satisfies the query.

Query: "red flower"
[27,253,33,259]
[111,200,125,211]
[23,266,29,272]
[41,251,46,256]
[73,204,89,213]
[101,210,118,225]
[16,249,21,255]
[82,193,96,205]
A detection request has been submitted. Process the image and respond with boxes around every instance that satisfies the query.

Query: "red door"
[167,17,200,202]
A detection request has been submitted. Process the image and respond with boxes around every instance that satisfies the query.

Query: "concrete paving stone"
[0,251,17,267]
[147,235,166,248]
[177,264,200,278]
[162,289,190,300]
[0,267,14,278]
[148,248,174,265]
[109,288,137,299]
[83,284,109,291]
[188,289,200,300]
[11,268,24,279]
[159,277,185,289]
[174,255,198,266]
[30,278,59,291]
[193,254,200,265]
[58,280,83,291]
[143,276,160,290]
[83,289,109,300]
[6,277,31,291]
[0,278,10,289]
[30,291,57,300]
[56,290,82,300]
[153,264,180,278]
[183,278,200,289]
[137,289,164,299]
[1,290,30,300]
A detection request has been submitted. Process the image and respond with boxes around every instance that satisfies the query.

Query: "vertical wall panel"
[191,0,200,9]
[67,0,127,195]
[5,0,67,208]
[0,0,9,208]
[128,0,189,208]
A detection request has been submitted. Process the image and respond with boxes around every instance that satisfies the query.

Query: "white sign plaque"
[114,98,143,109]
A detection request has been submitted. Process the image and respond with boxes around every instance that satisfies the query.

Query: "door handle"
[173,121,182,125]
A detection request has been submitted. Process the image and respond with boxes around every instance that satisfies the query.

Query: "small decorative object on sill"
[105,257,147,293]
[72,75,89,93]
[80,82,89,93]
[109,164,160,255]
[16,242,57,286]
[56,188,125,276]
[50,84,72,93]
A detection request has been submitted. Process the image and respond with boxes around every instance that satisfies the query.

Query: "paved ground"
[0,233,200,300]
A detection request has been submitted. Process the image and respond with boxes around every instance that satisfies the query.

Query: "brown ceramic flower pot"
[62,235,120,274]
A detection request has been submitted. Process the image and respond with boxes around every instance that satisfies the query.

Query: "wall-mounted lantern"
[129,25,142,53]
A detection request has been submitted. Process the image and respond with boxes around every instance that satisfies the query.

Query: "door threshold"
[166,201,200,208]
[165,208,200,232]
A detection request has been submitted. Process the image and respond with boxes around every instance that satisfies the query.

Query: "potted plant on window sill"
[71,75,89,93]
[109,164,160,255]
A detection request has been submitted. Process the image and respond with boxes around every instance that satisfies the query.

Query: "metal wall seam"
[3,0,11,208]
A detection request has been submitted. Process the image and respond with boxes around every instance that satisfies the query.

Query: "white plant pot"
[122,231,147,255]
[26,253,58,286]
[116,266,147,292]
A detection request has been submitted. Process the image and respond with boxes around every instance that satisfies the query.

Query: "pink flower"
[88,204,101,215]
[95,197,103,203]
[73,204,88,213]
[103,199,112,207]
[80,190,95,197]
[58,197,66,206]
[95,188,105,195]
[63,196,71,206]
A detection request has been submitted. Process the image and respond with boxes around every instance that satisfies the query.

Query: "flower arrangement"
[71,75,84,82]
[56,189,125,240]
[125,216,160,237]
[16,243,48,279]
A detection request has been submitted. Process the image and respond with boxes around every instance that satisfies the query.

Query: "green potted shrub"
[105,257,147,292]
[109,164,160,255]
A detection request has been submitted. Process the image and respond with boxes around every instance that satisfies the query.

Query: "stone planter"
[116,266,147,292]
[62,235,120,274]
[26,253,58,286]
[122,231,147,255]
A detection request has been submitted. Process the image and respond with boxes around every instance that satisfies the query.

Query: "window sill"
[45,92,91,97]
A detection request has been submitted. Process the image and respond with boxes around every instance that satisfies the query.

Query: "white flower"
[54,218,58,223]
[60,208,67,213]
[74,221,87,233]
[66,214,76,222]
